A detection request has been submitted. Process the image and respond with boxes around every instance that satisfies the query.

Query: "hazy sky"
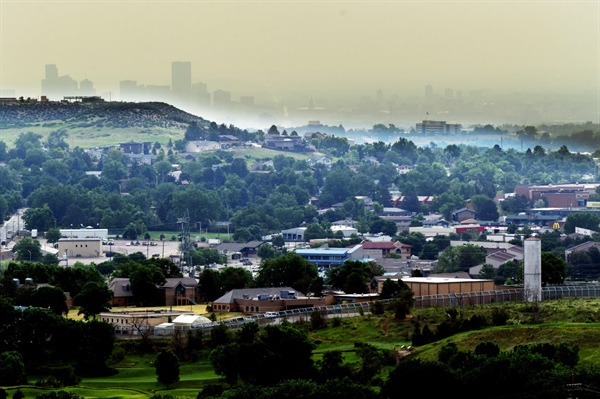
[1,0,599,101]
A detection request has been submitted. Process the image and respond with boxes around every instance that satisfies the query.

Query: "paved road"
[0,209,26,245]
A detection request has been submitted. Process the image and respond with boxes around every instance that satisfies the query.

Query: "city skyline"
[1,0,599,129]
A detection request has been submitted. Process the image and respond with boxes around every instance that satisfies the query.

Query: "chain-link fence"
[123,284,600,337]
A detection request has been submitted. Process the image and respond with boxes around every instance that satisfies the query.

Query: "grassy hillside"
[0,101,204,147]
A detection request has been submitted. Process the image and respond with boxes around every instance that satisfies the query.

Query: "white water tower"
[523,237,542,303]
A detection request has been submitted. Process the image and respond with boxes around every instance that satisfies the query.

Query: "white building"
[59,228,108,240]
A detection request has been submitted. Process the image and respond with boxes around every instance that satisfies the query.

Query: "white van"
[265,312,279,318]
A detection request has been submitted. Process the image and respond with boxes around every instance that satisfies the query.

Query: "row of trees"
[2,125,599,245]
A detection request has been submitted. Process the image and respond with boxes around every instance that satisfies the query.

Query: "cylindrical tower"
[523,237,542,302]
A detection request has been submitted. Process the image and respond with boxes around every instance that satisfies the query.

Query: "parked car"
[265,312,279,318]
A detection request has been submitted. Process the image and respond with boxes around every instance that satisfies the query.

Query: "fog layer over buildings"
[1,1,598,130]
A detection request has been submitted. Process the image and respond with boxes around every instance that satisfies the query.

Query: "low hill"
[0,101,208,147]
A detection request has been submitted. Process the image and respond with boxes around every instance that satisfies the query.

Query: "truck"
[31,229,38,238]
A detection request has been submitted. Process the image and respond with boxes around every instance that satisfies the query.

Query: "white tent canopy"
[172,314,212,328]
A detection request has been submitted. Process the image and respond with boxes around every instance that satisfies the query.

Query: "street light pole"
[27,250,31,263]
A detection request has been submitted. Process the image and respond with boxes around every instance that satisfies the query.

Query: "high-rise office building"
[213,89,231,108]
[171,61,191,104]
[192,82,210,107]
[41,64,79,99]
[42,64,59,98]
[425,84,433,100]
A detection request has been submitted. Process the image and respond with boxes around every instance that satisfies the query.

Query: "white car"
[264,312,279,318]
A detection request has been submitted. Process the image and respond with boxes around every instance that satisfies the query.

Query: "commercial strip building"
[57,238,102,258]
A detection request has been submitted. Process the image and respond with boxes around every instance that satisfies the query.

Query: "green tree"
[33,285,68,316]
[436,244,487,273]
[13,238,43,262]
[379,278,408,300]
[0,351,27,386]
[75,281,113,320]
[470,194,499,221]
[198,269,222,302]
[327,260,382,294]
[257,243,277,259]
[45,227,62,244]
[255,253,318,293]
[155,349,180,388]
[478,264,496,279]
[541,252,566,285]
[22,204,57,231]
[219,267,253,292]
[563,212,600,234]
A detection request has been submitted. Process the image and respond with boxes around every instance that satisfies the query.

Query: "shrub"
[370,300,385,316]
[491,307,509,326]
[310,309,327,330]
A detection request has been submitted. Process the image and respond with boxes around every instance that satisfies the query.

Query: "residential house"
[109,277,134,307]
[361,241,412,260]
[219,135,240,148]
[119,141,152,155]
[452,208,477,222]
[378,207,412,217]
[263,134,303,150]
[185,140,220,153]
[308,156,332,167]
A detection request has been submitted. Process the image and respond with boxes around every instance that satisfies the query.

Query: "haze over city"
[1,0,599,130]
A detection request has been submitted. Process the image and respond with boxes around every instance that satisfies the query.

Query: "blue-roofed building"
[294,244,363,269]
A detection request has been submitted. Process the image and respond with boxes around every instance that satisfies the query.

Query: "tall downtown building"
[171,61,191,105]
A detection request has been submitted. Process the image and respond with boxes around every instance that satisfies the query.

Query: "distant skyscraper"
[213,89,231,108]
[376,89,383,103]
[42,64,59,98]
[444,88,453,99]
[192,82,210,107]
[171,61,192,104]
[425,84,433,100]
[79,79,95,96]
[41,64,79,99]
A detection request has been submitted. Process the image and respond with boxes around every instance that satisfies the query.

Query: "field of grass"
[0,125,185,148]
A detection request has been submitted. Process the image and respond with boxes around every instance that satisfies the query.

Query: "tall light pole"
[27,250,31,263]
